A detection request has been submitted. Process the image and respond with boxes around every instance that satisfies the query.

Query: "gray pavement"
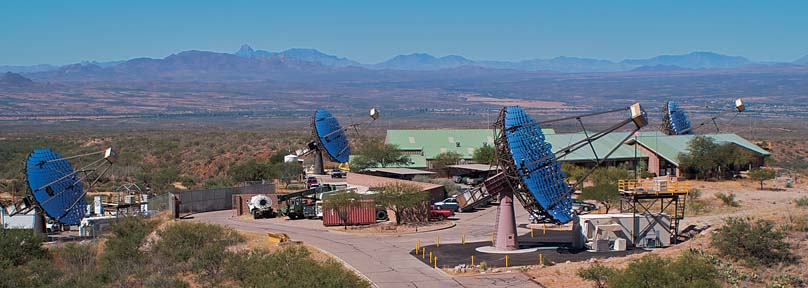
[192,203,541,288]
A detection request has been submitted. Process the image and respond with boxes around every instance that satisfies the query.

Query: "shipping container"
[322,199,376,226]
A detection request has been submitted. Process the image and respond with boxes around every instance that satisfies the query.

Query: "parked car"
[429,205,455,221]
[306,176,318,188]
[572,199,597,214]
[464,177,485,185]
[329,168,346,178]
[434,197,460,211]
[528,212,548,224]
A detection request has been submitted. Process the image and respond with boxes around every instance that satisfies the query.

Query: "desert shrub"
[226,246,371,288]
[413,175,460,195]
[685,189,711,215]
[479,261,488,270]
[52,243,100,287]
[577,263,615,288]
[768,273,805,288]
[0,258,61,287]
[794,197,808,207]
[592,251,719,288]
[714,192,740,207]
[192,243,230,282]
[204,175,234,188]
[693,250,760,287]
[711,217,792,266]
[687,188,702,200]
[0,229,47,267]
[785,212,808,232]
[142,274,190,288]
[99,216,156,281]
[151,222,243,275]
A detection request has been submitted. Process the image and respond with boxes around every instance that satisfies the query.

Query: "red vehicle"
[429,205,455,221]
[306,176,318,188]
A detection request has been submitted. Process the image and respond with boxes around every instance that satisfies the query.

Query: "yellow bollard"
[437,235,440,247]
[429,251,433,264]
[543,224,546,235]
[539,253,543,266]
[422,248,426,259]
[461,233,465,245]
[434,256,438,269]
[416,240,420,254]
[531,228,534,238]
[505,255,509,268]
[471,255,475,266]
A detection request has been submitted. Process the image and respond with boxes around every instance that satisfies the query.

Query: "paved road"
[192,204,541,288]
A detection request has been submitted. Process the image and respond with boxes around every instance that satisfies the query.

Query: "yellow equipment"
[267,232,291,244]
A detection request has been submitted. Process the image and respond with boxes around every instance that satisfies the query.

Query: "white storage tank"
[283,154,299,163]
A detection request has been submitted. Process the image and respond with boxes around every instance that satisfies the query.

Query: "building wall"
[635,144,661,177]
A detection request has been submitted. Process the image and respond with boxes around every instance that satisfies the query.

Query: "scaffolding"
[618,179,690,245]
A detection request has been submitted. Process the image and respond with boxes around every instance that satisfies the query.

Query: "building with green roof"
[379,129,770,177]
[626,131,770,177]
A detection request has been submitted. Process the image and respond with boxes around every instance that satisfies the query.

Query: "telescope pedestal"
[494,188,519,250]
[314,149,325,175]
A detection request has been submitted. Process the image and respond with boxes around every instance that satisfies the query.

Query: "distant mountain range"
[4,45,808,81]
[795,54,808,65]
[234,45,360,67]
[0,72,34,87]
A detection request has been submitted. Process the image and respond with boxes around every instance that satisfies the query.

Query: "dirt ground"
[524,176,808,288]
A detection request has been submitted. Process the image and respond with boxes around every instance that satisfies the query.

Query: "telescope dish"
[313,109,351,163]
[502,106,574,223]
[25,149,87,225]
[661,101,692,135]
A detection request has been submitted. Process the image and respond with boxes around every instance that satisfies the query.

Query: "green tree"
[432,151,462,174]
[562,163,588,183]
[268,149,289,164]
[472,143,496,165]
[749,167,776,190]
[570,167,629,213]
[350,140,411,170]
[374,182,429,225]
[228,159,267,182]
[678,136,757,180]
[590,167,632,186]
[323,191,361,229]
[268,162,303,188]
[577,263,615,288]
[579,183,619,213]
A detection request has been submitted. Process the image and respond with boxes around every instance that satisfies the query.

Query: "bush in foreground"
[227,246,371,288]
[0,217,369,287]
[711,217,792,267]
[578,251,719,288]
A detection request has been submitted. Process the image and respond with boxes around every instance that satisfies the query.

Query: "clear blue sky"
[1,0,806,65]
